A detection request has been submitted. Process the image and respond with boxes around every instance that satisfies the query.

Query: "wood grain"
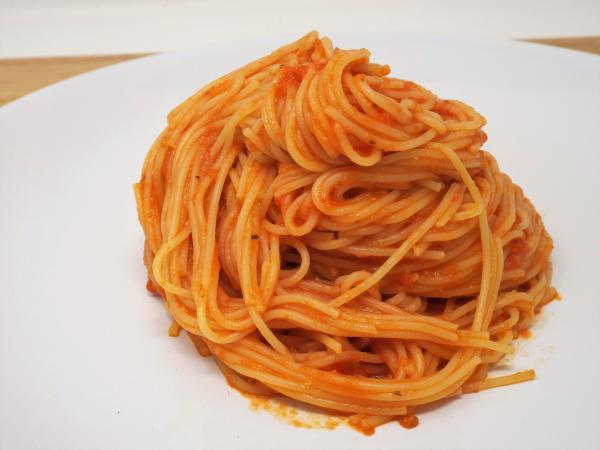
[526,35,600,55]
[0,36,598,107]
[0,53,150,106]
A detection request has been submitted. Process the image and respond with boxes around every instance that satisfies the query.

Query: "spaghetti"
[134,32,557,431]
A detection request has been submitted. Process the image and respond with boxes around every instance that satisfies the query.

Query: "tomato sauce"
[275,65,309,98]
[398,414,419,429]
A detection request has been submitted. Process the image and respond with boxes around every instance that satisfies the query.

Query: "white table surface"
[1,0,599,58]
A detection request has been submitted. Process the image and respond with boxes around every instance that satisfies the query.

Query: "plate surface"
[1,33,599,450]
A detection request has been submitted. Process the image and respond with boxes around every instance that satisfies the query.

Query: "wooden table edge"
[1,35,598,107]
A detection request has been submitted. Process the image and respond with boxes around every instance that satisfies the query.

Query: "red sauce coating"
[518,329,532,339]
[401,272,420,289]
[506,238,530,269]
[509,238,530,256]
[398,414,419,429]
[249,396,342,431]
[347,421,376,436]
[146,279,157,293]
[275,65,309,98]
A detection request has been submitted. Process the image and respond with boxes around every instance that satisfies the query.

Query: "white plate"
[1,33,599,450]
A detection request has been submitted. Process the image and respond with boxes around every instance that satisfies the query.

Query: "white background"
[1,0,599,57]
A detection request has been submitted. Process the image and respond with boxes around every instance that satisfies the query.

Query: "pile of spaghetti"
[135,32,557,432]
